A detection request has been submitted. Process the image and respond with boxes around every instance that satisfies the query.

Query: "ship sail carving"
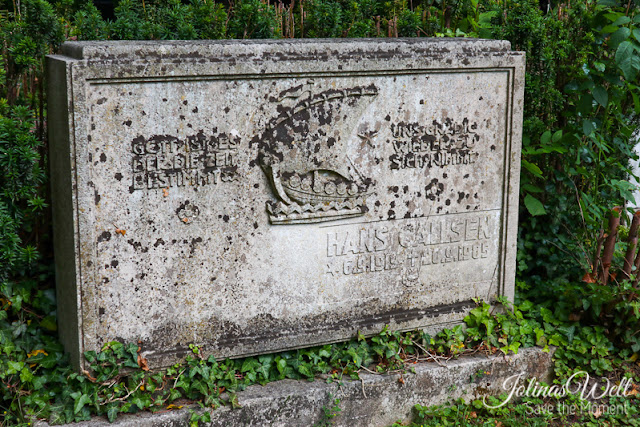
[251,82,378,224]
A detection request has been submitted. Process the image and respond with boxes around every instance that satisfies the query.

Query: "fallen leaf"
[27,349,48,358]
[182,218,189,223]
[166,404,183,410]
[82,369,97,382]
[469,411,477,419]
[569,313,581,322]
[115,228,126,236]
[27,349,49,368]
[582,273,596,283]
[137,354,150,371]
[163,188,169,197]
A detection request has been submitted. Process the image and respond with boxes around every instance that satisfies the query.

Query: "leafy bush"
[228,0,279,39]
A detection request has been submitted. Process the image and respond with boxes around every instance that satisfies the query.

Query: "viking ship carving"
[252,81,379,224]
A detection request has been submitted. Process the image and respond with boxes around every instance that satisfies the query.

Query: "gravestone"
[47,39,524,370]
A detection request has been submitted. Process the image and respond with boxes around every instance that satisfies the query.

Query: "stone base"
[38,347,554,427]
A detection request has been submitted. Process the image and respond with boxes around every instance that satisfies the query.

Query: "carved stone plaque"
[48,39,524,370]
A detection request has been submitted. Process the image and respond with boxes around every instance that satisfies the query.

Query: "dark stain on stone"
[162,98,168,102]
[183,100,188,105]
[100,153,107,162]
[253,222,259,229]
[99,307,105,316]
[127,239,148,253]
[98,231,111,242]
[154,238,165,247]
[189,237,203,256]
[490,145,496,151]
[123,120,132,127]
[94,190,101,205]
[96,97,107,105]
[111,260,119,268]
[192,107,198,113]
[223,215,230,223]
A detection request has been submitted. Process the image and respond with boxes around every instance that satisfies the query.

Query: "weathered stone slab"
[47,39,524,370]
[35,347,554,427]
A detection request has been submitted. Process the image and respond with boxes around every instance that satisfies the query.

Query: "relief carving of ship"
[251,81,378,224]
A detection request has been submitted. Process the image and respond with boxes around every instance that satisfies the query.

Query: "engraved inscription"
[325,214,493,285]
[388,119,480,170]
[131,130,239,191]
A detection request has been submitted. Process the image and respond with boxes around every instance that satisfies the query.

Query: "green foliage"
[502,1,640,297]
[0,105,46,286]
[72,2,109,41]
[401,393,640,426]
[315,393,341,427]
[304,0,344,38]
[228,0,279,39]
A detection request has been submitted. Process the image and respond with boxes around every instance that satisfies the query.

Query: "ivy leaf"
[593,86,608,107]
[240,358,260,373]
[524,194,546,216]
[106,404,120,423]
[73,393,91,414]
[131,396,147,411]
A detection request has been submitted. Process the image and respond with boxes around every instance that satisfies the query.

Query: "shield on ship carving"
[252,81,379,225]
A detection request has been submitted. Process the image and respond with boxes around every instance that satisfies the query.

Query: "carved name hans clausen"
[251,82,379,224]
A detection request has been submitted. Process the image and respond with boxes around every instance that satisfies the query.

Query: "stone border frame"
[48,39,524,370]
